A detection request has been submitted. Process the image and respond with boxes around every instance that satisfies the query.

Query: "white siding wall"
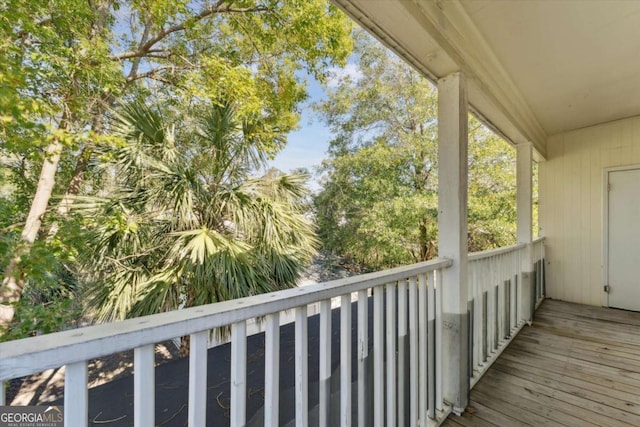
[540,115,640,306]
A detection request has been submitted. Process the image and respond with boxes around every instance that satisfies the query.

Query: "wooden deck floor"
[442,299,640,427]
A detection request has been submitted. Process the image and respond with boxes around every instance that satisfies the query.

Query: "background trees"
[79,101,317,322]
[313,31,516,270]
[1,0,351,333]
[1,4,520,339]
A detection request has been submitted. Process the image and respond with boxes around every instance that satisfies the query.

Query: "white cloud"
[326,63,363,88]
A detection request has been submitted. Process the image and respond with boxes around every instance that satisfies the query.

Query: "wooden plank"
[503,345,640,389]
[521,327,640,360]
[472,385,597,427]
[441,412,496,427]
[464,400,530,427]
[386,283,397,427]
[479,368,637,426]
[134,345,154,427]
[540,299,640,326]
[295,306,309,427]
[357,290,369,427]
[496,350,640,398]
[489,361,640,423]
[188,331,208,427]
[230,321,247,426]
[427,274,435,418]
[264,313,280,427]
[65,361,88,427]
[341,294,352,426]
[535,310,640,339]
[508,339,640,375]
[471,389,561,427]
[418,274,427,422]
[435,268,444,411]
[397,280,407,427]
[373,286,384,427]
[319,300,331,427]
[408,277,418,427]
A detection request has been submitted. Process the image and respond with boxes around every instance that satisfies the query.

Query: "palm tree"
[78,100,317,323]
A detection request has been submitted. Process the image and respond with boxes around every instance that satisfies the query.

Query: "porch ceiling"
[333,0,640,159]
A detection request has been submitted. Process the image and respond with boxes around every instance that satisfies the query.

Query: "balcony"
[444,299,640,427]
[0,239,545,426]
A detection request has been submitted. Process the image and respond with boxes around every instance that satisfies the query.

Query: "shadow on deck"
[444,299,640,427]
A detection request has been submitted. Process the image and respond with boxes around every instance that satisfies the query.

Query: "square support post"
[437,72,469,414]
[516,142,534,321]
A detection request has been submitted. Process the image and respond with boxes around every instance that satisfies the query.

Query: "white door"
[607,167,640,311]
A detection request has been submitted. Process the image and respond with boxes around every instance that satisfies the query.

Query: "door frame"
[602,164,640,307]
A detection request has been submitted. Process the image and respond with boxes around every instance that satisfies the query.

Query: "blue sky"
[267,76,331,188]
[267,77,331,175]
[266,64,363,191]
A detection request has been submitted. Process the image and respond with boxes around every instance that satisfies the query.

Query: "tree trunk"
[0,140,63,327]
[419,218,430,261]
[58,147,92,215]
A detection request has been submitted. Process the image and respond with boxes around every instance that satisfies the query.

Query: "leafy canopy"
[314,31,516,270]
[78,100,318,322]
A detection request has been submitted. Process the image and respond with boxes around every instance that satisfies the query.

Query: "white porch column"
[516,142,534,321]
[437,72,469,414]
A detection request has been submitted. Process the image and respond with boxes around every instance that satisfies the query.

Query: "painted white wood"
[517,142,533,246]
[373,286,384,427]
[386,283,397,427]
[264,313,280,427]
[511,252,518,331]
[231,322,247,426]
[64,361,88,427]
[427,272,436,419]
[397,279,407,427]
[418,273,428,422]
[408,277,418,426]
[605,166,640,310]
[134,345,154,427]
[540,117,640,306]
[0,258,452,381]
[468,243,526,261]
[319,300,331,427]
[357,289,369,427]
[331,0,548,155]
[435,269,444,411]
[437,71,469,413]
[295,306,309,427]
[470,260,479,372]
[517,141,534,322]
[340,294,352,426]
[188,331,208,427]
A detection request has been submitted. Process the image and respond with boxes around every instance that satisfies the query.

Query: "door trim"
[602,164,640,307]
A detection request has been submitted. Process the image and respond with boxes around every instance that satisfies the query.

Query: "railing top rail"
[532,236,546,245]
[0,258,452,380]
[468,242,526,262]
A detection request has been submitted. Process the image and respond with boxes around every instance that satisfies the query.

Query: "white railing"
[467,243,526,387]
[0,258,453,427]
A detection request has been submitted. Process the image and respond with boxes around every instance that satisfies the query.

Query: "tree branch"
[125,65,177,83]
[109,3,271,62]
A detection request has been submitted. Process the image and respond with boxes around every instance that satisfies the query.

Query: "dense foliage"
[314,32,516,270]
[77,101,317,322]
[0,0,351,337]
